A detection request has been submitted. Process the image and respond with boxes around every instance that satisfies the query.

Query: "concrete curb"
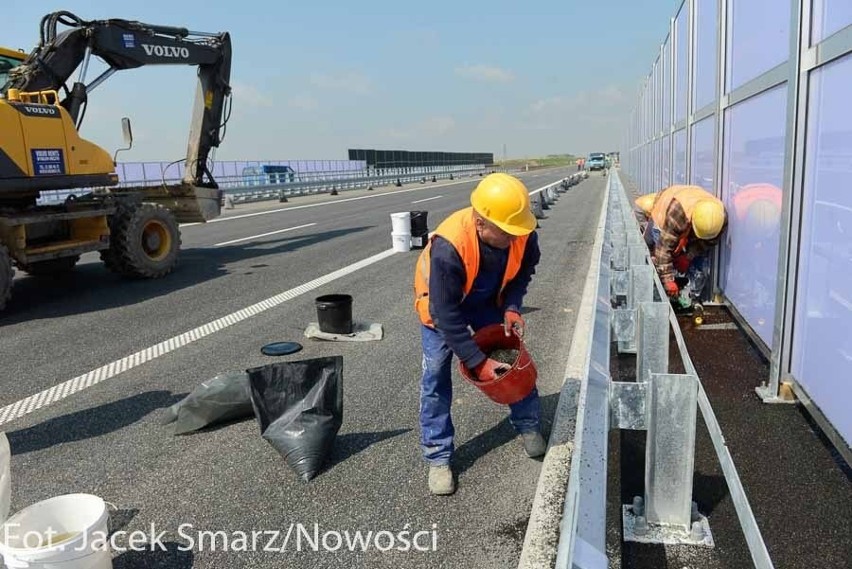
[517,172,611,568]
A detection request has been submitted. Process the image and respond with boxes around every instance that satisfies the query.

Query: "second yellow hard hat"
[692,199,726,239]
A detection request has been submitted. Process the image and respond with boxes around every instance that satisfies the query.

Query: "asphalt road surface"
[0,167,606,568]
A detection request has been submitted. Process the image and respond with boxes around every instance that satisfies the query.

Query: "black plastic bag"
[246,356,343,481]
[161,372,254,435]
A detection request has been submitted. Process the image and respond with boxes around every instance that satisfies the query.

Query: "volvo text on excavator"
[0,11,232,311]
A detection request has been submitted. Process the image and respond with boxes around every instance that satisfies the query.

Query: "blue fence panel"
[719,83,787,344]
[121,162,144,183]
[142,162,163,183]
[695,0,718,110]
[791,52,852,447]
[690,116,715,191]
[674,129,687,184]
[811,0,852,44]
[675,4,689,124]
[663,37,671,130]
[726,0,790,92]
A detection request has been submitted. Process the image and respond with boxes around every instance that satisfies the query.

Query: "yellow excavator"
[0,11,232,311]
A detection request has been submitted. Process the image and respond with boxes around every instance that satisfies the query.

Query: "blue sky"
[6,1,680,161]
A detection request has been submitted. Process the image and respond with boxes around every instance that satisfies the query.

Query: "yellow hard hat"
[634,193,657,215]
[470,173,537,236]
[692,199,726,239]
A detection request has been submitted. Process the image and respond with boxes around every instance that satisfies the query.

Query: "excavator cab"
[0,13,232,312]
[0,47,25,87]
[0,60,13,85]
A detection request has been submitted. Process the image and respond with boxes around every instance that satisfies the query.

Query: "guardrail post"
[622,370,709,547]
[644,372,699,531]
[614,264,657,353]
[635,301,670,384]
[620,300,711,547]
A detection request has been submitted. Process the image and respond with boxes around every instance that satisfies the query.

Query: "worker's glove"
[503,310,525,338]
[473,358,512,382]
[673,255,690,274]
[664,280,679,298]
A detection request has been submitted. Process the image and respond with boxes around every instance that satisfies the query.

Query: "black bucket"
[410,211,429,249]
[315,294,353,334]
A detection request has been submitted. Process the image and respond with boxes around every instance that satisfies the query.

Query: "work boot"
[428,465,455,495]
[521,431,547,458]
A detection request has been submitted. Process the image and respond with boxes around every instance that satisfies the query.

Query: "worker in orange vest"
[645,185,727,299]
[413,173,544,495]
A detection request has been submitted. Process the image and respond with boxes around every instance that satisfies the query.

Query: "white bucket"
[390,212,411,234]
[0,494,112,569]
[391,232,411,252]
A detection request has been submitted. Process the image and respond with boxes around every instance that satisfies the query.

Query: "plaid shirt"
[654,199,719,284]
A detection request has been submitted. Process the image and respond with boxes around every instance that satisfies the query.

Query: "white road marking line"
[529,179,563,195]
[214,223,316,247]
[0,247,398,427]
[412,195,443,204]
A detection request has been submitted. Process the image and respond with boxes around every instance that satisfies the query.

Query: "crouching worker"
[413,173,545,496]
[644,185,727,301]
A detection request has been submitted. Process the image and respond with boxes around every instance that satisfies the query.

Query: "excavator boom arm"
[4,11,232,188]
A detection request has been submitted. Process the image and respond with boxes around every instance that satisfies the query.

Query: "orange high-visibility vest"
[414,207,529,327]
[650,185,724,253]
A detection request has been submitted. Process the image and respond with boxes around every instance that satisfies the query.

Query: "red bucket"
[459,323,538,405]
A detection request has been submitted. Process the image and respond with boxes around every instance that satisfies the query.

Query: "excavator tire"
[101,203,181,278]
[0,245,12,311]
[19,256,80,276]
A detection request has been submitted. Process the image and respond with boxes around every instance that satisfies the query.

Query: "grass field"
[497,154,581,169]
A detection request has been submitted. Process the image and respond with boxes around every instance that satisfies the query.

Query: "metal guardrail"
[551,170,775,568]
[37,163,580,206]
[220,166,492,205]
[37,165,497,205]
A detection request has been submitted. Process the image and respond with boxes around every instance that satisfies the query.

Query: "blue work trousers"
[419,323,541,466]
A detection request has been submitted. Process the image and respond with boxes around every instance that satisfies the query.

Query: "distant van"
[242,164,297,186]
[587,153,607,171]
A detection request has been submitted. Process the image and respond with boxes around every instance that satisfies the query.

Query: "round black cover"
[261,342,303,357]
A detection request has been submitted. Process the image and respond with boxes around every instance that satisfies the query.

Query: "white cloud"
[520,85,635,154]
[420,116,456,135]
[455,64,514,83]
[309,71,373,95]
[231,82,273,108]
[526,86,630,118]
[379,116,456,141]
[391,28,440,50]
[287,94,319,111]
[379,127,412,140]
